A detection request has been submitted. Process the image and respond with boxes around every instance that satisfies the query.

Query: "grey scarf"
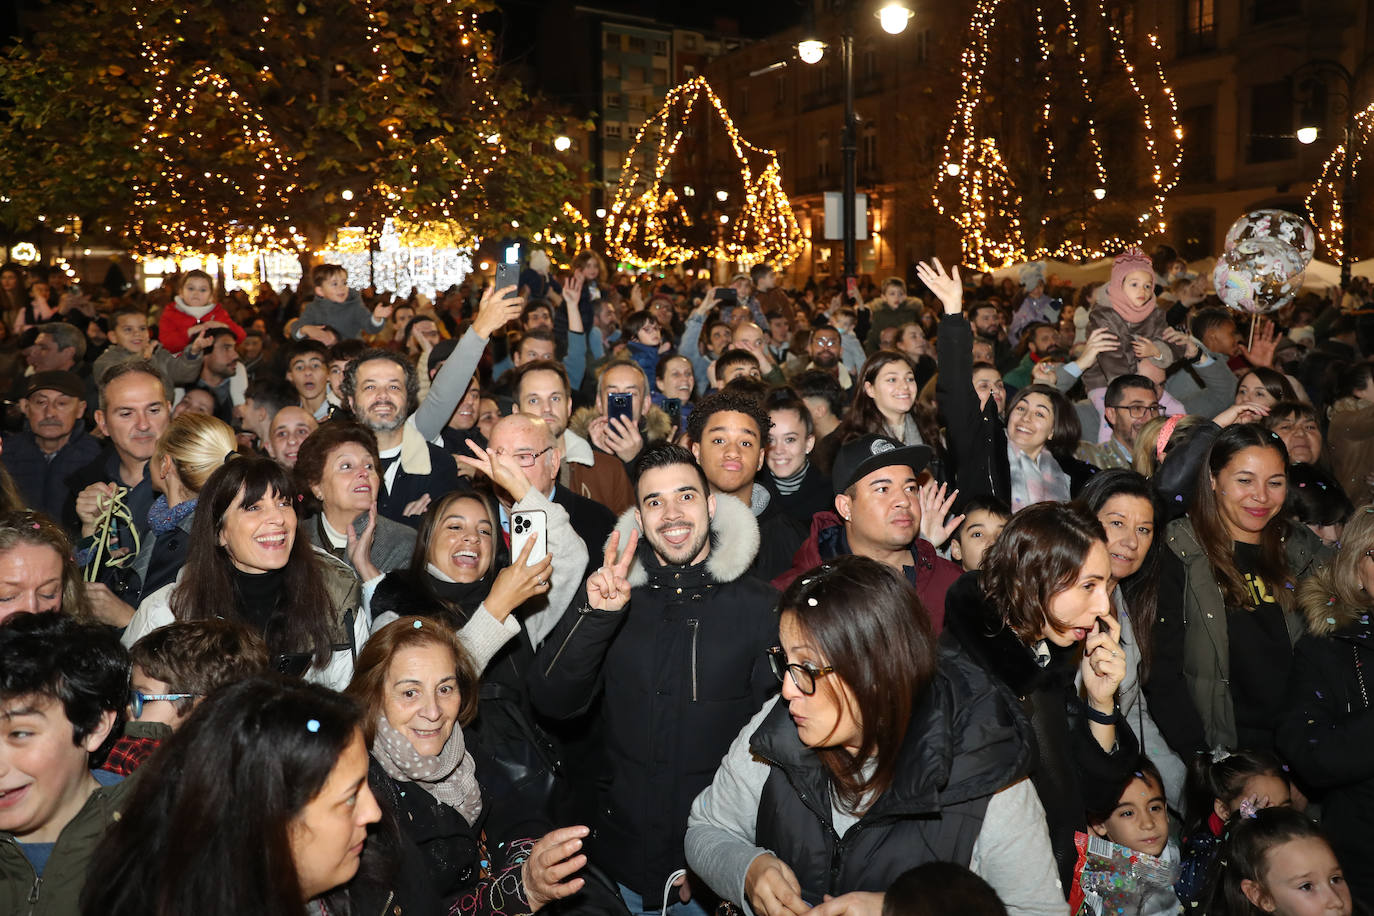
[372,715,483,826]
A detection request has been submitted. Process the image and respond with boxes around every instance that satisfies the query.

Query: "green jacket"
[0,770,133,916]
[1165,517,1327,750]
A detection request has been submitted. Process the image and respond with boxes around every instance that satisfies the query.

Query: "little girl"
[1202,807,1350,916]
[1080,247,1179,392]
[1076,757,1180,916]
[1177,749,1293,906]
[156,270,245,356]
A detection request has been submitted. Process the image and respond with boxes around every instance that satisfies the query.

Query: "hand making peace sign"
[586,528,640,612]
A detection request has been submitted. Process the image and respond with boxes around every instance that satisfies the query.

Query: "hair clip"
[31,522,40,530]
[1210,748,1233,764]
[1238,797,1260,819]
[413,619,424,629]
[306,719,321,733]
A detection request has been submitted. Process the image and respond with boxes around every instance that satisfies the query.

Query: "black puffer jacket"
[527,496,779,899]
[751,639,1034,901]
[942,572,1140,894]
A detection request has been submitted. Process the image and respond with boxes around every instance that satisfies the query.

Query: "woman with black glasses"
[685,556,1064,916]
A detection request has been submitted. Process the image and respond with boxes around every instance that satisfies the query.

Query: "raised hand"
[457,440,534,503]
[586,528,638,612]
[914,258,962,315]
[372,300,394,321]
[472,283,525,339]
[1160,326,1199,360]
[345,506,382,582]
[564,274,586,334]
[1073,326,1120,370]
[1239,316,1279,368]
[917,481,963,549]
[486,537,553,622]
[401,493,432,518]
[522,825,590,912]
[1214,402,1270,427]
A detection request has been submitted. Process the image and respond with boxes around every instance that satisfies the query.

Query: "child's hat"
[1018,261,1046,291]
[1110,247,1154,288]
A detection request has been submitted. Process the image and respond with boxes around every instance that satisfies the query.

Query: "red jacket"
[156,302,245,355]
[772,511,960,632]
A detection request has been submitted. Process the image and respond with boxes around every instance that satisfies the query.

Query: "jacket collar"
[943,572,1068,697]
[561,428,595,468]
[609,489,760,588]
[398,418,433,475]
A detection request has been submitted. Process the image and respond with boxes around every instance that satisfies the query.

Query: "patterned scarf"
[147,495,197,536]
[372,714,483,826]
[1007,442,1071,512]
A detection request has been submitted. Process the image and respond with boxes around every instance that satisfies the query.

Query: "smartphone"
[845,276,859,299]
[607,391,634,426]
[663,397,682,428]
[495,262,520,297]
[714,286,738,304]
[510,509,548,565]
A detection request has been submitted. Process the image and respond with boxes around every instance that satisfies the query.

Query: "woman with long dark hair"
[1076,469,1186,807]
[835,350,943,453]
[83,674,434,916]
[686,556,1063,914]
[1146,424,1328,758]
[943,501,1138,892]
[122,456,368,690]
[924,260,1094,510]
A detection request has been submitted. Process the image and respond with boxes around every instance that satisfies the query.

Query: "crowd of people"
[0,240,1372,916]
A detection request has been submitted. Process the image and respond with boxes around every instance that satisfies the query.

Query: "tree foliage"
[0,0,585,253]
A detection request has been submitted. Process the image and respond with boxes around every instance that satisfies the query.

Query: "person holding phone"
[570,359,674,467]
[943,501,1138,894]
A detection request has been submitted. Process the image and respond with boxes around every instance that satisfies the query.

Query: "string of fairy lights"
[605,76,804,269]
[932,0,1183,270]
[1304,101,1374,268]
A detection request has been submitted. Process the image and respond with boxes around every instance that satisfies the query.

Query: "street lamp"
[1092,187,1107,201]
[553,135,572,152]
[876,2,913,35]
[798,40,826,65]
[1292,54,1374,289]
[715,189,729,202]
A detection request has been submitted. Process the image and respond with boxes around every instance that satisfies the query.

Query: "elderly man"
[2,371,101,520]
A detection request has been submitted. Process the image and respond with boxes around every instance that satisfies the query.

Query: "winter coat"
[1079,305,1180,393]
[772,510,959,631]
[863,298,920,352]
[0,770,130,916]
[561,428,636,516]
[90,342,203,395]
[568,404,674,460]
[761,462,833,530]
[942,572,1141,894]
[2,423,102,521]
[1277,574,1374,901]
[295,290,384,341]
[155,302,244,355]
[937,313,1095,511]
[379,420,465,529]
[686,644,1066,915]
[1147,517,1326,755]
[527,495,779,898]
[122,546,368,691]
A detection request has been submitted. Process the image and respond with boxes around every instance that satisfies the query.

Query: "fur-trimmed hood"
[607,491,760,588]
[569,403,674,445]
[1299,568,1374,638]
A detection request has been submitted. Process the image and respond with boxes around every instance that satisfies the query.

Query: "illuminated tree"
[931,0,1184,269]
[0,0,584,255]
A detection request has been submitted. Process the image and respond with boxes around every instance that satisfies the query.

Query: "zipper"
[375,890,395,916]
[28,874,40,908]
[689,618,700,702]
[542,613,590,677]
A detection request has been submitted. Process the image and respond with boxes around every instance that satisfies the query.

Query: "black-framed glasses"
[129,689,198,719]
[491,445,555,468]
[1106,403,1163,419]
[766,646,835,696]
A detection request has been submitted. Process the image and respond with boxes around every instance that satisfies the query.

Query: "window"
[628,94,645,111]
[683,64,697,78]
[1179,0,1216,54]
[628,66,647,84]
[604,122,622,138]
[1175,209,1215,260]
[604,93,623,109]
[653,39,669,55]
[627,36,646,53]
[1179,105,1215,183]
[1247,80,1295,163]
[602,30,616,50]
[683,35,698,51]
[861,125,878,173]
[603,60,621,79]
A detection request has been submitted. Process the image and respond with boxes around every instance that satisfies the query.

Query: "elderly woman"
[123,456,368,690]
[346,616,598,914]
[294,420,416,582]
[0,509,89,622]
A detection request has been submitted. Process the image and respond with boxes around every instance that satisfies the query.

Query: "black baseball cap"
[831,434,932,496]
[23,370,86,401]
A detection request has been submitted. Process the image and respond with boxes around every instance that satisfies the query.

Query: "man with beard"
[1076,374,1164,470]
[515,359,635,514]
[340,350,463,526]
[800,326,852,390]
[530,443,777,916]
[774,434,961,629]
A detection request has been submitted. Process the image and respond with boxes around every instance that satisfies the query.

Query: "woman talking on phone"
[943,501,1138,892]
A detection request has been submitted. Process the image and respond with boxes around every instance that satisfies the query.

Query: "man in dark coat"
[528,443,778,915]
[2,371,101,520]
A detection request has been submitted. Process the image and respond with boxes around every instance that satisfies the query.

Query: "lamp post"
[1294,54,1374,290]
[799,1,911,281]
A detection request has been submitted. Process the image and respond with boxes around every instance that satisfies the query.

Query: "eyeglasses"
[1106,403,1164,419]
[491,445,555,468]
[129,689,198,719]
[812,336,841,348]
[766,646,835,696]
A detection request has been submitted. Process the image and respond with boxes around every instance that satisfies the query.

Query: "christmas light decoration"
[932,0,1183,269]
[1304,101,1374,268]
[606,76,804,269]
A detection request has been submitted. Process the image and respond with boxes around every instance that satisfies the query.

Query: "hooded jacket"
[942,572,1140,894]
[1277,569,1374,901]
[772,511,959,631]
[527,495,778,898]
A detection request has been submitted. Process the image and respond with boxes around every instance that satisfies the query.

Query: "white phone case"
[510,509,548,565]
